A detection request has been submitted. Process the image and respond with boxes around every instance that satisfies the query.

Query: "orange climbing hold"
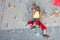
[2,0,4,3]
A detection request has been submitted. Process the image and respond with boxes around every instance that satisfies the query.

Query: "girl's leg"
[31,19,40,29]
[39,20,49,37]
[35,19,47,35]
[30,19,37,29]
[32,22,36,26]
[27,21,36,29]
[31,22,36,29]
[28,21,33,27]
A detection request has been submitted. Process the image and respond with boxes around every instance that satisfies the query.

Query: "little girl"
[31,3,46,29]
[30,3,49,37]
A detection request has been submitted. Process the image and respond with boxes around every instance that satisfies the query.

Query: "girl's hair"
[35,6,40,13]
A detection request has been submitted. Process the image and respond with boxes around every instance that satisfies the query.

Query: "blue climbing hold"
[44,22,47,25]
[27,7,29,10]
[49,13,53,16]
[23,20,26,22]
[54,21,56,23]
[19,0,22,3]
[28,11,31,14]
[42,9,46,13]
[25,24,28,27]
[35,32,40,36]
[7,30,9,32]
[18,29,22,33]
[55,8,58,10]
[13,1,15,2]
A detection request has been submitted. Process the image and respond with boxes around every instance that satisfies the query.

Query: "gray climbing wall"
[0,0,4,29]
[0,0,60,30]
[0,0,2,26]
[0,0,60,40]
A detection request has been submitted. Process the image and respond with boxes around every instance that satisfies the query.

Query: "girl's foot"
[43,34,49,38]
[31,26,36,29]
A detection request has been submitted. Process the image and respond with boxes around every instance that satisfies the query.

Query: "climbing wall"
[0,0,60,30]
[0,0,2,26]
[0,0,4,29]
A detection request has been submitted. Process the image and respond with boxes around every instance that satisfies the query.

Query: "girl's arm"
[40,12,47,18]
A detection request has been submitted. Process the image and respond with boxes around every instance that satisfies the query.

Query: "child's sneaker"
[31,26,36,29]
[43,34,49,38]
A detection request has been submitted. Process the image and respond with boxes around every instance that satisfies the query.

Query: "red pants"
[28,20,46,31]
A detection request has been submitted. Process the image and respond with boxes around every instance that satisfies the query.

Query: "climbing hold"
[7,30,9,32]
[55,8,58,10]
[19,0,22,3]
[25,24,28,27]
[53,13,59,17]
[11,30,14,32]
[14,16,16,19]
[54,21,56,23]
[13,5,16,8]
[8,2,14,9]
[1,3,2,6]
[2,0,4,3]
[49,13,53,16]
[51,15,54,17]
[6,23,8,27]
[53,0,60,6]
[35,32,40,36]
[51,9,59,17]
[50,0,52,2]
[28,11,31,14]
[13,0,16,3]
[16,29,22,33]
[27,7,29,10]
[44,22,47,25]
[23,20,27,22]
[10,30,13,32]
[42,9,46,13]
[19,29,22,33]
[8,5,13,9]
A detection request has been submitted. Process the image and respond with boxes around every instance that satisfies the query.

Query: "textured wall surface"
[0,0,60,40]
[0,0,60,30]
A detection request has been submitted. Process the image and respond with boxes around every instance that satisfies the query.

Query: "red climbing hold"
[53,0,60,6]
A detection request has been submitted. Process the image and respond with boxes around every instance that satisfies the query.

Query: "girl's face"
[35,6,40,11]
